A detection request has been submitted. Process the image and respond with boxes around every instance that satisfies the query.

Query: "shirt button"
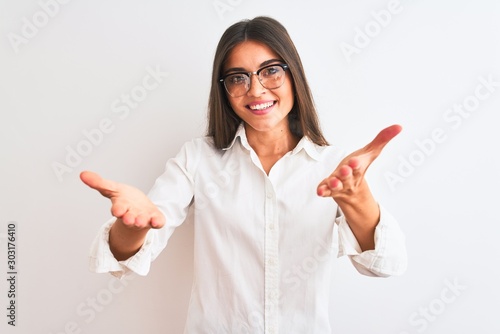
[268,258,275,265]
[266,192,273,199]
[268,224,274,230]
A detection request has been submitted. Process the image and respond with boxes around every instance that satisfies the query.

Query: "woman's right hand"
[80,171,165,230]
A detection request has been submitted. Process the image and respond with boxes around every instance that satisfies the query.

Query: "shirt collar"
[223,123,250,151]
[223,123,324,161]
[291,135,323,161]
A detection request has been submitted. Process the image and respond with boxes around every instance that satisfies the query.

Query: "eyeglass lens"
[223,65,286,97]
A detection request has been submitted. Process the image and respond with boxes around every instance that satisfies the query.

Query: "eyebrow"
[224,58,284,75]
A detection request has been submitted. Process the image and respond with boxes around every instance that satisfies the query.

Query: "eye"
[227,74,247,85]
[261,66,281,78]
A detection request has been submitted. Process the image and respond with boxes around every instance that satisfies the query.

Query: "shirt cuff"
[336,205,407,277]
[88,218,157,278]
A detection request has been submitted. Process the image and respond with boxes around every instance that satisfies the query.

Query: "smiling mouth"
[247,101,276,111]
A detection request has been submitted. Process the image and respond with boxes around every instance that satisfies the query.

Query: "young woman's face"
[223,40,294,135]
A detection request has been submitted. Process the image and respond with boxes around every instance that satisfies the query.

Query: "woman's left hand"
[317,124,402,203]
[317,124,402,251]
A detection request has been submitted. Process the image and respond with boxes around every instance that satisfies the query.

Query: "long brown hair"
[207,16,328,149]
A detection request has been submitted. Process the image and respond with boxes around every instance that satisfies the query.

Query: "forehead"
[224,40,281,70]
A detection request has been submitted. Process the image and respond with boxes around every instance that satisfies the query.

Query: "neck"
[245,123,299,174]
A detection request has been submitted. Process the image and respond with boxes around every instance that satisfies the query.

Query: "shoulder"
[177,136,223,160]
[302,138,347,163]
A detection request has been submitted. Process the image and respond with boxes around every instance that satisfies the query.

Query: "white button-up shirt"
[89,124,407,333]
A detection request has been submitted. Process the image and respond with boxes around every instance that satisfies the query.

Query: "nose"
[246,73,266,97]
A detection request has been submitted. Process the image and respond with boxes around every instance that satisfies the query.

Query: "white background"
[1,0,499,333]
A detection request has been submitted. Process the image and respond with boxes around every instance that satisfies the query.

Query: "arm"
[317,125,402,251]
[335,204,407,277]
[83,140,198,277]
[332,180,379,251]
[80,171,165,261]
[109,219,150,261]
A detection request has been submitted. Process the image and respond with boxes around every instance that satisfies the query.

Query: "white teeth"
[249,102,274,110]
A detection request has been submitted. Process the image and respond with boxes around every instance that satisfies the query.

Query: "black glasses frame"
[219,63,289,97]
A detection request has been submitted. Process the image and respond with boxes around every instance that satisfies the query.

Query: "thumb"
[366,124,403,153]
[80,171,119,198]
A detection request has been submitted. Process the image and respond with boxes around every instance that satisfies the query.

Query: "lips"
[246,100,276,115]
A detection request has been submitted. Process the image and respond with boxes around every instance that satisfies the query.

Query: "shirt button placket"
[264,179,279,334]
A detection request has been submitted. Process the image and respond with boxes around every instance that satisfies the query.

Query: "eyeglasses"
[219,63,289,97]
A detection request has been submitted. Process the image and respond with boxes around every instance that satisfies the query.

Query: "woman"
[82,16,407,333]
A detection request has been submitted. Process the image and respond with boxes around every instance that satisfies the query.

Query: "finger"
[80,171,120,198]
[317,184,331,197]
[348,157,360,170]
[328,177,344,192]
[338,165,352,178]
[150,212,165,229]
[327,162,351,183]
[135,213,150,227]
[365,124,403,154]
[122,211,138,226]
[347,157,364,178]
[317,166,348,196]
[110,201,128,218]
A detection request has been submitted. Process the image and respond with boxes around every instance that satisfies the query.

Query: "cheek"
[227,97,242,111]
[283,74,294,94]
[280,81,295,106]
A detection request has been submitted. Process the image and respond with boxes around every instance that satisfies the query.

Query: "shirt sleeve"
[88,139,200,279]
[88,217,164,278]
[335,205,407,277]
